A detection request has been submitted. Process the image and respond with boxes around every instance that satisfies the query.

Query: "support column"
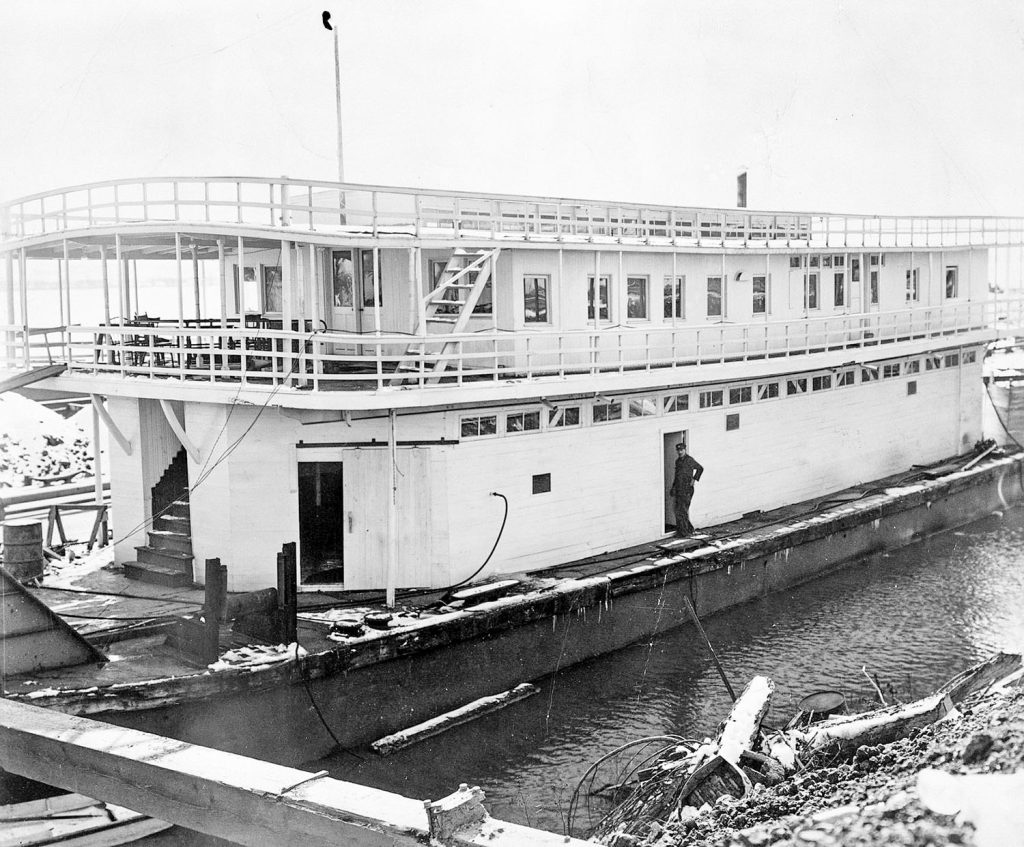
[372,246,381,334]
[132,259,139,316]
[191,244,201,320]
[4,251,14,365]
[19,248,29,367]
[386,409,398,608]
[174,233,184,327]
[281,240,294,383]
[91,398,103,506]
[62,240,71,361]
[237,236,246,315]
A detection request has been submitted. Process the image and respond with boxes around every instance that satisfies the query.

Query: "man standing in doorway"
[670,442,704,537]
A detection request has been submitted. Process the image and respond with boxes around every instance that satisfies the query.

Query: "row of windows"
[525,264,961,323]
[459,348,978,438]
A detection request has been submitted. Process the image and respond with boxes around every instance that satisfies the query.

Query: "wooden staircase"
[124,449,194,587]
[391,247,500,385]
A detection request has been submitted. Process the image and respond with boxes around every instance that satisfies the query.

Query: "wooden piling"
[278,542,297,644]
[203,558,227,664]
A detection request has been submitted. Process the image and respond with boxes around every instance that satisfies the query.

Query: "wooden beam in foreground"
[0,699,593,847]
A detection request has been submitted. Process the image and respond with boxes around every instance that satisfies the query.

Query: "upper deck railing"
[3,177,1024,250]
[3,297,1019,395]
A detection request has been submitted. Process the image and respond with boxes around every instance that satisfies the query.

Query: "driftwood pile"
[573,653,1021,846]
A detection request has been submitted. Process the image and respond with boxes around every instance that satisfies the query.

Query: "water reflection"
[325,509,1024,832]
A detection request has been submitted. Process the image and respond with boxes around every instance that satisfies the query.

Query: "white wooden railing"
[3,298,1020,392]
[4,176,1024,249]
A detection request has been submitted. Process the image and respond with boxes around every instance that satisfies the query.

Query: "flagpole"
[333,25,344,183]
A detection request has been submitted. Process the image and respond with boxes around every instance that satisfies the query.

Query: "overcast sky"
[1,0,1022,216]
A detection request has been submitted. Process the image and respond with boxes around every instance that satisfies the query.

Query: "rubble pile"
[0,394,93,488]
[581,654,1023,847]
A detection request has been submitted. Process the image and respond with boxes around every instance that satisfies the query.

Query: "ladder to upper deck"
[391,247,500,385]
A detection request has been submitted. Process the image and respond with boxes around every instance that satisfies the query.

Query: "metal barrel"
[2,520,45,581]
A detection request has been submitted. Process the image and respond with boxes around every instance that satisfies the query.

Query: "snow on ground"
[0,393,96,488]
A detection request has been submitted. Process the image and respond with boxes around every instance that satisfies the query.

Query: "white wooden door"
[342,447,388,590]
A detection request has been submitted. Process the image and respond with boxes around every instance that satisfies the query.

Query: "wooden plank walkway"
[0,699,594,847]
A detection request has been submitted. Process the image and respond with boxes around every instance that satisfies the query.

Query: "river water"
[146,507,1024,844]
[321,508,1024,835]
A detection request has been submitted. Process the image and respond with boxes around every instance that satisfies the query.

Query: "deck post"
[277,542,297,644]
[62,239,71,362]
[204,558,227,664]
[19,249,29,367]
[386,409,398,608]
[3,250,14,365]
[191,243,201,320]
[218,239,227,370]
[282,239,293,383]
[91,396,103,506]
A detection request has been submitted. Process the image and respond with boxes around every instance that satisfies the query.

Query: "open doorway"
[663,430,687,532]
[298,461,344,585]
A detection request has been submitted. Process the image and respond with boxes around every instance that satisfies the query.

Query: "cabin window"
[837,369,855,387]
[963,350,977,364]
[592,400,622,423]
[262,266,283,313]
[532,473,552,495]
[869,254,882,266]
[926,355,941,370]
[822,255,832,268]
[506,411,540,433]
[862,367,879,382]
[786,378,808,395]
[905,268,920,302]
[945,266,959,299]
[833,272,845,307]
[233,265,259,313]
[628,398,658,418]
[757,382,779,400]
[851,256,861,283]
[809,255,820,268]
[726,413,740,431]
[664,275,685,318]
[548,406,581,428]
[789,256,802,269]
[944,353,960,367]
[907,381,918,396]
[461,415,497,438]
[906,360,921,374]
[360,249,380,308]
[812,375,832,391]
[832,255,845,267]
[729,386,752,405]
[627,276,649,319]
[752,276,767,314]
[803,273,819,310]
[523,275,549,323]
[869,270,879,304]
[587,275,611,321]
[664,393,689,413]
[698,390,723,408]
[706,277,723,317]
[331,253,354,308]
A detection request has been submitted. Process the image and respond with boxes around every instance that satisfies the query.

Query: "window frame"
[664,275,685,319]
[626,275,650,321]
[945,266,959,299]
[804,272,819,310]
[752,275,768,315]
[905,268,920,303]
[698,389,724,409]
[833,271,845,308]
[587,274,611,322]
[523,274,550,324]
[706,276,723,318]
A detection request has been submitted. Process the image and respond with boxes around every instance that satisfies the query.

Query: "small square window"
[664,394,689,413]
[628,398,658,418]
[532,473,551,494]
[729,386,752,404]
[944,353,960,368]
[548,406,581,428]
[593,401,622,423]
[812,375,832,391]
[699,390,724,408]
[907,381,917,396]
[862,367,879,382]
[506,411,540,433]
[926,356,941,370]
[757,382,779,400]
[789,256,802,269]
[963,350,977,364]
[809,255,820,268]
[906,360,920,374]
[787,378,808,395]
[837,369,855,387]
[461,415,497,438]
[726,413,740,431]
[882,363,901,378]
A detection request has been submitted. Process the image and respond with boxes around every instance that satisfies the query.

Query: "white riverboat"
[2,178,1023,600]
